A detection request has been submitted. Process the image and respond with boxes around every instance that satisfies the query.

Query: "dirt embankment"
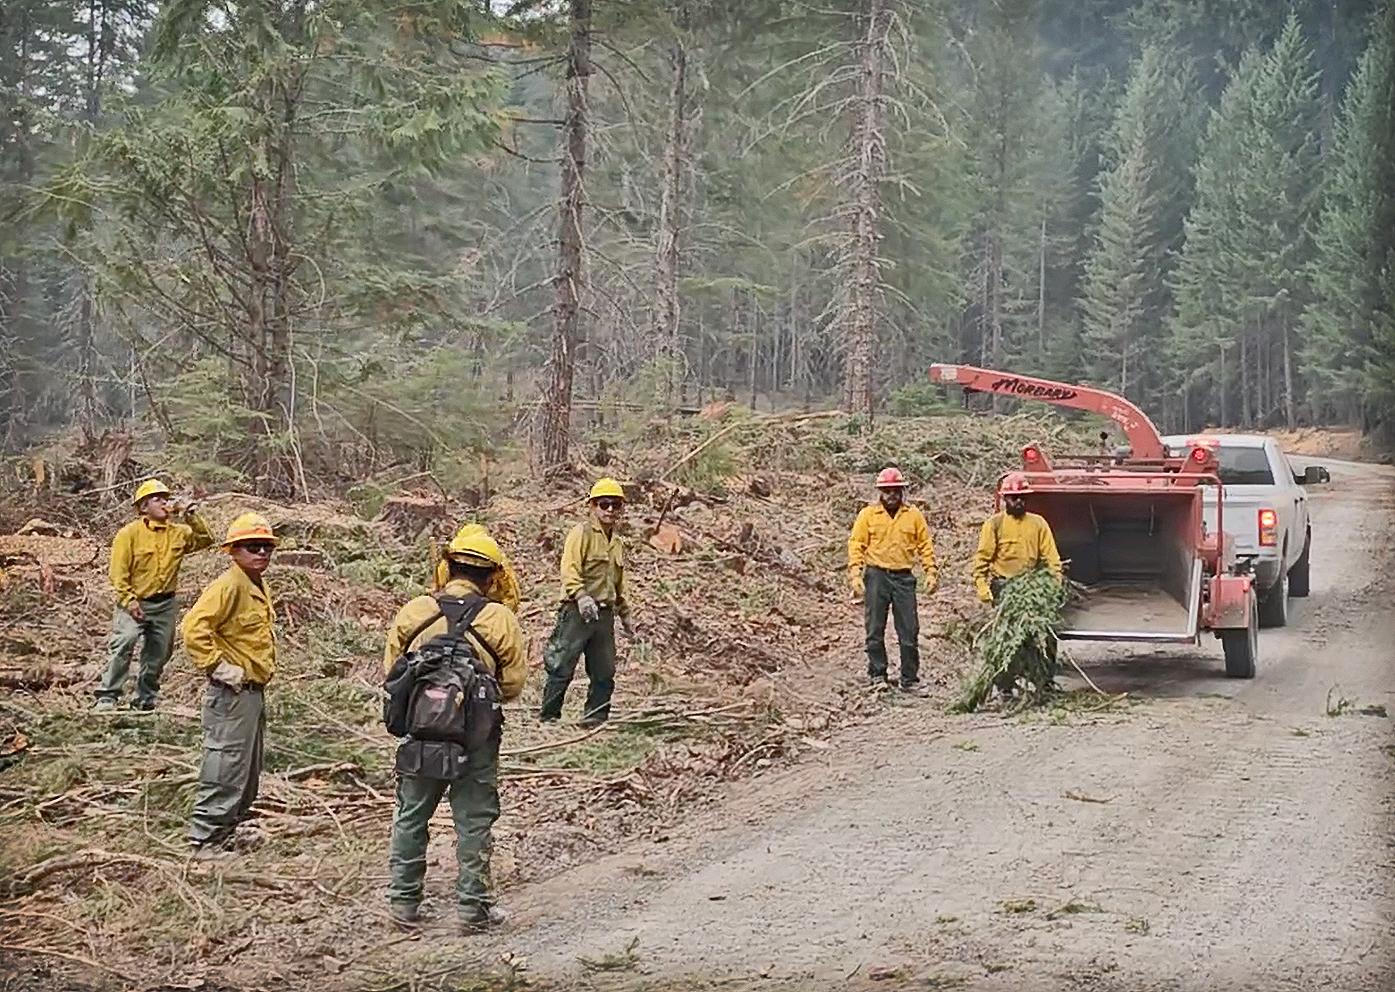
[0,409,1084,992]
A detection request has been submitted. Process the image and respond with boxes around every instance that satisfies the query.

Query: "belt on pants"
[867,566,912,576]
[143,592,176,604]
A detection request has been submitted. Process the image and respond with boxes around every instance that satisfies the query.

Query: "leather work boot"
[389,902,421,929]
[459,904,508,933]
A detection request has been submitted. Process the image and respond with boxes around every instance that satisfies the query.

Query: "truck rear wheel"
[1289,531,1311,598]
[1222,618,1258,679]
[1258,569,1289,628]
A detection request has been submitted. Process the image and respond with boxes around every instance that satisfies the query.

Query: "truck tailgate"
[1201,488,1263,556]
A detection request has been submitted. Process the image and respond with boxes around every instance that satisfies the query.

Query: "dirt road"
[490,458,1395,991]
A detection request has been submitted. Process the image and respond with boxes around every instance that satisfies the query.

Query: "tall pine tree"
[1302,2,1395,428]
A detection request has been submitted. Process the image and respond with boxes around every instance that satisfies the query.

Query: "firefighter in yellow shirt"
[973,480,1063,603]
[539,478,633,726]
[430,523,522,612]
[95,478,215,713]
[183,513,278,859]
[847,467,937,693]
[382,526,527,932]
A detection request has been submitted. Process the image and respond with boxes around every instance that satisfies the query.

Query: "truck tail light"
[1258,508,1278,546]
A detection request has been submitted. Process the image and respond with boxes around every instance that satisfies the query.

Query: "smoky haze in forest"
[1,0,1392,492]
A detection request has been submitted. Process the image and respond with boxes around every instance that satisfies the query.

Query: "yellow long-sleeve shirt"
[181,564,277,685]
[432,555,521,613]
[109,513,215,607]
[847,504,937,586]
[560,521,627,617]
[382,579,528,702]
[972,511,1063,601]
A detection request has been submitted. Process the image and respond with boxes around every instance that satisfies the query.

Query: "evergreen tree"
[1078,44,1199,416]
[1170,14,1320,428]
[1303,3,1395,427]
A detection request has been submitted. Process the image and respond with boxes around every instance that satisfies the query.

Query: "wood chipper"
[928,364,1260,678]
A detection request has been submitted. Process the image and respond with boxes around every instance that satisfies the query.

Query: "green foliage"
[952,568,1068,714]
[1302,5,1395,428]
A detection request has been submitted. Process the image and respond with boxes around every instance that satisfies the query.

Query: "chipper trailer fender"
[928,364,1260,679]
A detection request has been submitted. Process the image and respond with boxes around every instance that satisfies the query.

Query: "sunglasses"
[595,498,622,511]
[236,541,275,555]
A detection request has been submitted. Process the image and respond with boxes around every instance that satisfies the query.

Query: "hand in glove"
[976,586,994,605]
[850,572,865,600]
[619,614,635,639]
[211,661,245,690]
[576,594,600,623]
[919,574,938,596]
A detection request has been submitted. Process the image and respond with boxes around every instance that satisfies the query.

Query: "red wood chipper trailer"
[929,364,1260,678]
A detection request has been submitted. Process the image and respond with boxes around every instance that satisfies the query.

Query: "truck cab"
[1160,434,1328,628]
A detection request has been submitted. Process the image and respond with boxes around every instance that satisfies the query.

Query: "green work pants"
[96,595,179,705]
[864,566,920,686]
[189,682,265,845]
[539,603,616,722]
[387,739,500,914]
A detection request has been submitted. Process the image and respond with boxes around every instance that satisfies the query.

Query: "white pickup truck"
[1161,434,1330,628]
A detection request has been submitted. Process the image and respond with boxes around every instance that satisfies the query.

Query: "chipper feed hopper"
[928,364,1260,678]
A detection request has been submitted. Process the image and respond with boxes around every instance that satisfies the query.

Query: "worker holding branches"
[972,478,1063,604]
[847,466,937,694]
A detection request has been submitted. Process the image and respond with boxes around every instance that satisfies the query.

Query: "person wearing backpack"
[972,479,1063,603]
[382,526,526,932]
[538,478,633,726]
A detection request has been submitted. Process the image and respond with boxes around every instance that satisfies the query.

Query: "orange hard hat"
[875,467,906,489]
[222,512,278,548]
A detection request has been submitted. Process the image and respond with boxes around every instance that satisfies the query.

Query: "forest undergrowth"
[0,407,1097,990]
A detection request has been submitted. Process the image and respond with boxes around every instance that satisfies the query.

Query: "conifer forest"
[2,0,1393,490]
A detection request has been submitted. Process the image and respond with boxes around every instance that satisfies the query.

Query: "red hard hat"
[875,467,906,488]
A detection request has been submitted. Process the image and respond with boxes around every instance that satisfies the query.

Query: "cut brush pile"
[952,568,1068,713]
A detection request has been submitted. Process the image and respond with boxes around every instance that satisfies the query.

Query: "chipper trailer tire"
[928,364,1262,679]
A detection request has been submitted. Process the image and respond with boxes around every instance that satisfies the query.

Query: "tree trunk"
[1240,331,1251,427]
[537,0,592,473]
[1281,310,1296,429]
[1037,216,1047,353]
[840,0,889,420]
[73,0,107,443]
[653,33,689,407]
[1219,339,1228,427]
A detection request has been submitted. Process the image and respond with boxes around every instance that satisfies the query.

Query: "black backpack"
[383,594,503,752]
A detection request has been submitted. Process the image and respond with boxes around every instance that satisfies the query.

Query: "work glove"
[919,574,938,596]
[126,600,146,622]
[850,572,865,600]
[576,594,600,623]
[619,614,635,639]
[211,661,245,690]
[976,586,993,605]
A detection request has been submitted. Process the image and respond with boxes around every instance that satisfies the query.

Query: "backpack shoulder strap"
[435,593,490,638]
[436,594,506,671]
[400,607,444,655]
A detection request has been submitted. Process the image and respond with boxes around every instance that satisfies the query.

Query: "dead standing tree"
[838,0,889,420]
[537,0,593,474]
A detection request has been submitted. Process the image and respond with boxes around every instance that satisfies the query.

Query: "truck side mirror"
[1301,466,1330,485]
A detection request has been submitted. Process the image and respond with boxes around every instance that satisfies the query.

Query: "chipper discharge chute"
[928,364,1260,679]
